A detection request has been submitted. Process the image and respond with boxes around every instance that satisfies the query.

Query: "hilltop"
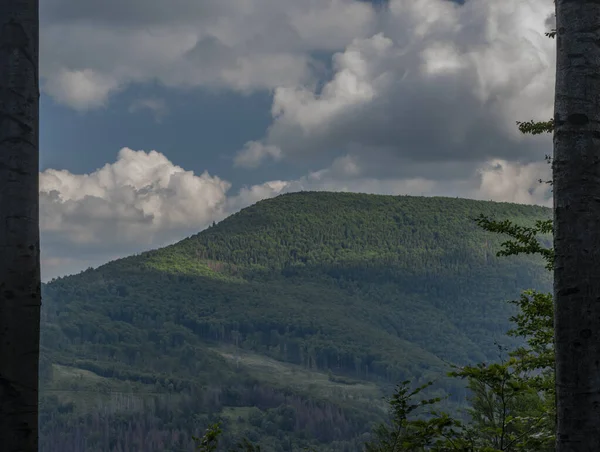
[39,192,552,451]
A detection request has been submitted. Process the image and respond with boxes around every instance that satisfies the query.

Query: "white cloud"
[40,0,377,109]
[243,0,555,178]
[476,159,551,206]
[272,33,393,130]
[40,147,231,248]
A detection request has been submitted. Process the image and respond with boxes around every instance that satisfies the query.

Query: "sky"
[39,0,557,281]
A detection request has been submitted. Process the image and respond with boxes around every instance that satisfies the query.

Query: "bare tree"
[0,0,41,450]
[553,0,600,449]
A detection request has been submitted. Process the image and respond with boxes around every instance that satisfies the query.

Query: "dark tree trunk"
[553,0,600,450]
[0,0,41,450]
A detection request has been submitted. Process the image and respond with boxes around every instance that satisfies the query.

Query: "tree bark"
[553,0,600,450]
[0,0,41,451]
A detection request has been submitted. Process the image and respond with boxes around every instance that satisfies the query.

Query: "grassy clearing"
[44,364,164,414]
[210,345,386,411]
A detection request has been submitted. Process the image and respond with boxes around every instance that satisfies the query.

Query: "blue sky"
[39,0,556,280]
[41,83,283,187]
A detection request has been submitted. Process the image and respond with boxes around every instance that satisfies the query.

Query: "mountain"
[39,192,552,451]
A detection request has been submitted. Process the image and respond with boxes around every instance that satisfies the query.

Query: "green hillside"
[39,192,552,451]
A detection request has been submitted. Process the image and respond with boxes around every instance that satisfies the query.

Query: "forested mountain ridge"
[39,192,552,451]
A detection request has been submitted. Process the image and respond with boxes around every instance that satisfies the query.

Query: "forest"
[38,192,552,451]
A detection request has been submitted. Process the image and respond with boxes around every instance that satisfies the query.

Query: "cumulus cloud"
[40,0,377,109]
[40,147,231,248]
[238,0,555,182]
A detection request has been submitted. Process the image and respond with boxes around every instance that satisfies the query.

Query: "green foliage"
[475,191,555,397]
[469,186,556,448]
[364,381,459,451]
[193,423,263,452]
[473,216,553,270]
[515,120,554,135]
[194,424,223,452]
[41,194,552,389]
[189,187,558,451]
[195,359,553,451]
[451,357,553,451]
[506,291,554,394]
[359,356,553,451]
[39,193,553,451]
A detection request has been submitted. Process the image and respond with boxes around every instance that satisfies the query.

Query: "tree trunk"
[0,0,41,450]
[553,0,600,450]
